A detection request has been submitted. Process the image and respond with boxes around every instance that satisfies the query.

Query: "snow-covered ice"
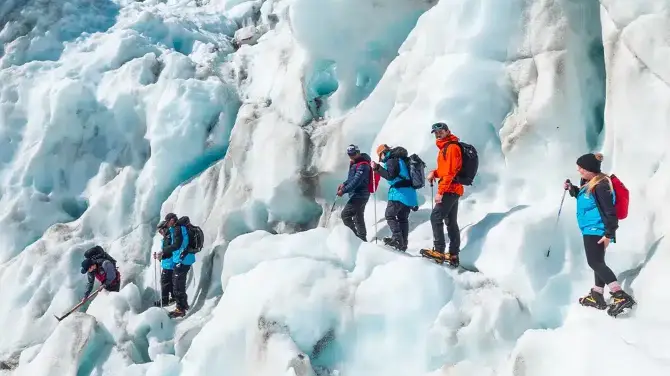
[1,0,670,375]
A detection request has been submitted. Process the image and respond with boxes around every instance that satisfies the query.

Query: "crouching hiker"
[565,152,636,317]
[80,245,120,301]
[371,144,418,251]
[337,144,378,242]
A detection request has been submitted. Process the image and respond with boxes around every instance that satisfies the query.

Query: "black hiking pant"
[105,280,120,293]
[430,193,461,254]
[583,235,617,288]
[173,264,191,311]
[386,201,411,248]
[341,196,369,241]
[161,269,174,302]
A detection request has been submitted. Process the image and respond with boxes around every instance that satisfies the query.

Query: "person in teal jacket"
[372,144,418,251]
[161,214,195,318]
[564,152,635,317]
[154,219,175,307]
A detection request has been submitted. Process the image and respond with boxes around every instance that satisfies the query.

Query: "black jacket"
[162,225,184,260]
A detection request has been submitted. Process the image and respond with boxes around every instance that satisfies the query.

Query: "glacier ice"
[1,0,670,375]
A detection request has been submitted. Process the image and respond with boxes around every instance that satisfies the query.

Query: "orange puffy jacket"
[433,134,464,196]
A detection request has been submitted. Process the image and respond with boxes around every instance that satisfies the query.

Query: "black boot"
[607,290,636,317]
[383,237,405,252]
[168,307,186,318]
[579,289,608,310]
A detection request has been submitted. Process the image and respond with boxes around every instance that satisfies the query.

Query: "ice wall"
[1,0,669,375]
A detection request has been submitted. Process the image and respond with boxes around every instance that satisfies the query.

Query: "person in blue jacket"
[564,152,635,317]
[156,213,195,318]
[337,144,373,241]
[371,144,418,251]
[153,219,175,307]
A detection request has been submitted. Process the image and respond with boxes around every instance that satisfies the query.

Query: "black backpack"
[406,154,427,189]
[176,216,205,253]
[84,245,117,266]
[442,141,478,186]
[388,147,426,190]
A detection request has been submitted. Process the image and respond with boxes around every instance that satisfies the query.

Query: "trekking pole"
[372,170,378,244]
[55,285,104,322]
[329,196,338,213]
[430,182,434,211]
[546,180,570,257]
[153,254,158,306]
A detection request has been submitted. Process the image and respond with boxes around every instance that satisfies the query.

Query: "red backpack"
[355,161,381,193]
[609,174,629,220]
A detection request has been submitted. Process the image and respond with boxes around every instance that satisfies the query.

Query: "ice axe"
[54,285,104,322]
[546,179,570,257]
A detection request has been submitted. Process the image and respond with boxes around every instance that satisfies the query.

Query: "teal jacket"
[171,225,195,266]
[376,151,418,207]
[568,178,618,239]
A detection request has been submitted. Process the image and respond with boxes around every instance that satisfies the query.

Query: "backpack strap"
[441,141,460,159]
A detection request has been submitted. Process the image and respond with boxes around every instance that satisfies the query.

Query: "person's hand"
[563,179,571,190]
[434,193,443,204]
[371,161,378,170]
[336,187,344,197]
[427,171,435,184]
[597,236,611,249]
[154,252,162,260]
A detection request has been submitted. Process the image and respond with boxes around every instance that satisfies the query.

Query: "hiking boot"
[420,248,446,263]
[607,290,636,317]
[168,307,186,318]
[445,252,459,267]
[383,237,405,252]
[578,289,607,310]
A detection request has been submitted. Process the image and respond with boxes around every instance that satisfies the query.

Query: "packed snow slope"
[0,0,669,375]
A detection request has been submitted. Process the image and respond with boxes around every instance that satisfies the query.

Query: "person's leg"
[172,264,191,312]
[430,203,447,253]
[108,272,121,292]
[161,269,174,303]
[442,193,461,256]
[341,198,359,237]
[583,235,618,289]
[580,235,618,310]
[582,235,636,315]
[352,197,369,241]
[385,201,403,244]
[397,204,411,250]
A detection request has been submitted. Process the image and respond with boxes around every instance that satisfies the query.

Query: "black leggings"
[583,235,617,288]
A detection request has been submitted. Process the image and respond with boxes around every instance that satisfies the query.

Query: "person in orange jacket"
[424,122,463,267]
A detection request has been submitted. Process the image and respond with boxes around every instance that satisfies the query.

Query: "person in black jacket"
[337,144,372,241]
[153,219,175,306]
[81,246,120,301]
[153,213,180,306]
[564,152,635,317]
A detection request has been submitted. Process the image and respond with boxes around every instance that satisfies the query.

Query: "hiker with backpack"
[421,122,478,267]
[158,213,197,318]
[337,144,379,242]
[153,219,175,307]
[371,144,421,251]
[564,152,636,317]
[80,245,120,301]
